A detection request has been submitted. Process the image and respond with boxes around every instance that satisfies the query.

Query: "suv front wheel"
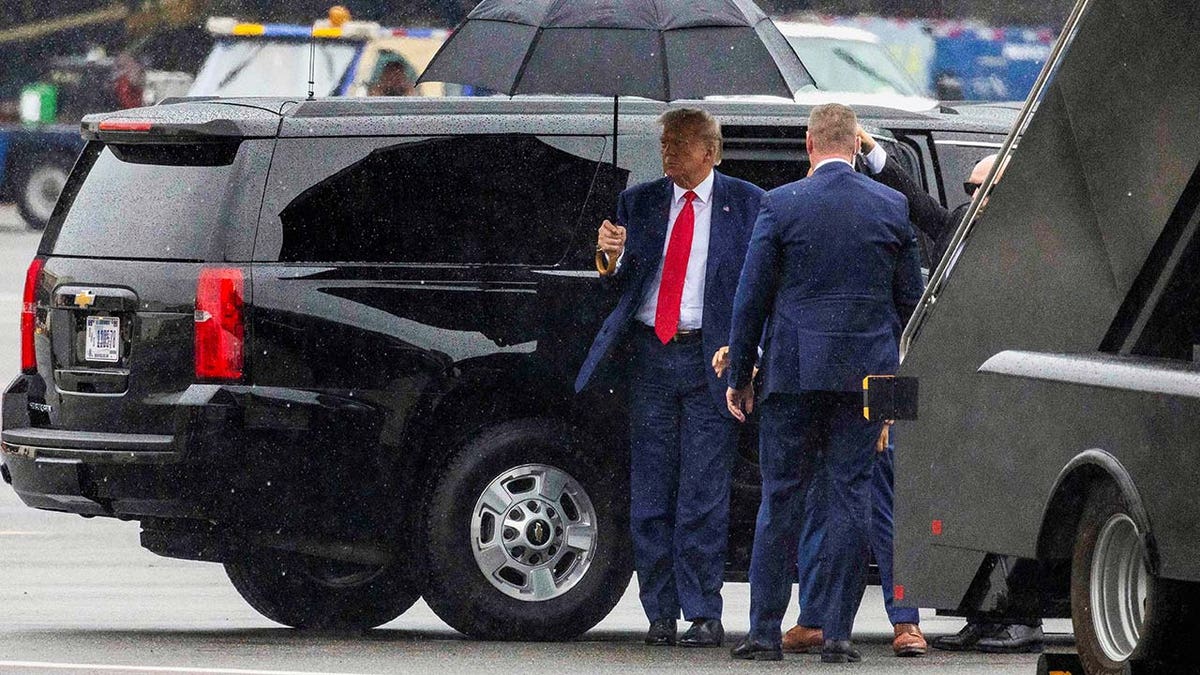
[225,547,420,630]
[421,419,631,640]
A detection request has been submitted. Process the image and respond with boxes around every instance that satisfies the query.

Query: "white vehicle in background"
[775,21,938,112]
[189,8,455,99]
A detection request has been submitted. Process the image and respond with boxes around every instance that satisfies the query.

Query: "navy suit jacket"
[727,161,924,395]
[574,171,764,415]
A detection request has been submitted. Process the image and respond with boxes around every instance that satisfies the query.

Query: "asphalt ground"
[0,205,1071,674]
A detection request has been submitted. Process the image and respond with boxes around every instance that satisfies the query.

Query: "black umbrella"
[417,0,813,163]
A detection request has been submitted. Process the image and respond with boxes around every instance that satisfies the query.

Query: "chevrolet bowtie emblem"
[74,291,96,308]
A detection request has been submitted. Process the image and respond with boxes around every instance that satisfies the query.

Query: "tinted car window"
[720,140,808,191]
[263,134,607,265]
[934,140,1003,206]
[42,140,257,261]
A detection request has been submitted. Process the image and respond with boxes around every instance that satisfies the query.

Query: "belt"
[638,323,702,343]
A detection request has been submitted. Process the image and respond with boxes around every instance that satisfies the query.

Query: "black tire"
[421,418,631,640]
[1070,483,1200,674]
[15,157,71,231]
[225,547,420,630]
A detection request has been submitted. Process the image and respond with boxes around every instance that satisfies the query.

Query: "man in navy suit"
[575,108,764,648]
[725,103,924,663]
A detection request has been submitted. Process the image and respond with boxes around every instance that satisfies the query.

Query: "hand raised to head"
[855,125,876,154]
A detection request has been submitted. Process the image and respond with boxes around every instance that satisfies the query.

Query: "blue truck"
[2,8,453,230]
[0,123,85,230]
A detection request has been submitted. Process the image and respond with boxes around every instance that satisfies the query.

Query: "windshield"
[787,37,921,97]
[189,38,360,97]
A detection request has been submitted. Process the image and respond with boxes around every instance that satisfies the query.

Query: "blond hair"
[807,103,858,155]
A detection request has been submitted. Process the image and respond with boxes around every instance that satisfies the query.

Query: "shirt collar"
[673,170,715,205]
[813,157,855,172]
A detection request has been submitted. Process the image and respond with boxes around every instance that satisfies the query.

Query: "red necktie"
[654,190,697,344]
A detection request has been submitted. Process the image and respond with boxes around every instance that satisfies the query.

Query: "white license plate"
[85,316,120,363]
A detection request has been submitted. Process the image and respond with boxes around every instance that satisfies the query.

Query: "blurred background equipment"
[188,8,451,98]
[0,0,1073,231]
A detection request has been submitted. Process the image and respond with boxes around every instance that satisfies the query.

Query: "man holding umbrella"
[575,108,764,648]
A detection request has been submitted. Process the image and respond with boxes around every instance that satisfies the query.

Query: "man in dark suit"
[725,103,924,663]
[857,128,998,267]
[575,108,764,648]
[856,130,1042,655]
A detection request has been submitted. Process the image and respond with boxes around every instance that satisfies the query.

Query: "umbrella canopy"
[417,0,813,100]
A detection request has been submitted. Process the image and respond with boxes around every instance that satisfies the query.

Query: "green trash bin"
[19,83,58,124]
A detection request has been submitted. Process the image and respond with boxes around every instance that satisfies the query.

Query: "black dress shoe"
[976,624,1044,654]
[931,621,999,651]
[644,618,677,646]
[679,619,724,647]
[730,636,783,661]
[821,639,862,663]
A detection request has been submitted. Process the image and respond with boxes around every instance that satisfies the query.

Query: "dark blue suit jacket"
[727,161,924,395]
[575,171,764,415]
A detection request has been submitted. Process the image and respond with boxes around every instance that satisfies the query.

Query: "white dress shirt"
[864,143,888,174]
[635,170,715,330]
[812,157,857,172]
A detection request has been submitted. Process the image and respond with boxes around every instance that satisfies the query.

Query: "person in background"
[856,127,999,267]
[369,61,417,97]
[856,127,1041,655]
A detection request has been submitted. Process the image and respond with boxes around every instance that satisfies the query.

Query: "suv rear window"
[42,141,255,261]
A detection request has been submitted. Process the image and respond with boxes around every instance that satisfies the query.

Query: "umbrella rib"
[510,26,547,96]
[658,30,671,101]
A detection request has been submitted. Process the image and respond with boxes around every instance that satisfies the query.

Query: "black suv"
[2,96,1009,639]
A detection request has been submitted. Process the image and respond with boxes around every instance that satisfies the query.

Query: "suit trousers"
[749,391,878,644]
[796,441,920,628]
[628,329,737,622]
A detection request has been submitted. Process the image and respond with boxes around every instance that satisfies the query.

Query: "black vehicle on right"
[889,0,1200,673]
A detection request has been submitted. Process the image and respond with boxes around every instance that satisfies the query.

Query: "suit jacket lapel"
[704,172,729,309]
[651,177,673,251]
[629,178,675,305]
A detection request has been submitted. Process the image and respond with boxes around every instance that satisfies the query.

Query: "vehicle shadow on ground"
[6,625,1076,651]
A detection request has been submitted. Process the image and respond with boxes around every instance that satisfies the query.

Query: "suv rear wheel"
[1071,482,1200,673]
[225,547,420,630]
[421,418,631,640]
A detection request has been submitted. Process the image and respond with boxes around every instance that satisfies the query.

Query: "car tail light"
[20,257,44,373]
[195,268,244,380]
[97,120,153,132]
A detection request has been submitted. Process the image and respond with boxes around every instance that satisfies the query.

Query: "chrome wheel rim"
[24,165,67,224]
[1090,513,1149,662]
[470,463,597,601]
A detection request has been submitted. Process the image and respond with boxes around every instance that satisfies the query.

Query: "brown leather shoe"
[781,624,823,654]
[893,623,927,657]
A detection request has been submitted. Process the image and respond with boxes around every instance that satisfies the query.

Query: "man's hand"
[713,345,758,380]
[856,125,876,154]
[597,219,627,260]
[712,346,730,377]
[726,384,754,423]
[876,420,894,452]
